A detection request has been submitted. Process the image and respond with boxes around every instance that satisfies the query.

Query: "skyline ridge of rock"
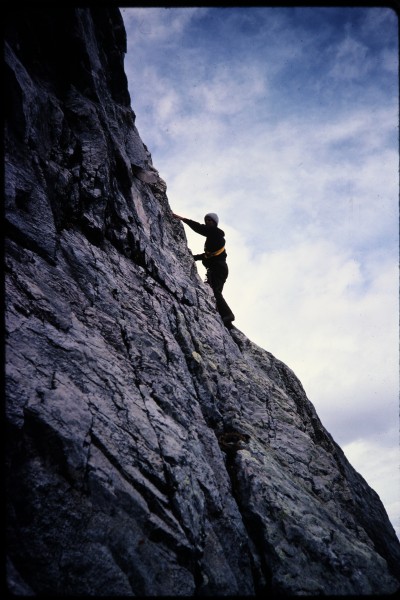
[5,7,400,597]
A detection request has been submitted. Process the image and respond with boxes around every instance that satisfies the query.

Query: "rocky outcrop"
[5,7,400,597]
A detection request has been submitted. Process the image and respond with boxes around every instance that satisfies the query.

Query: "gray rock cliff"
[4,7,400,597]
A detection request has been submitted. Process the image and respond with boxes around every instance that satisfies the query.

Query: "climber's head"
[204,213,219,226]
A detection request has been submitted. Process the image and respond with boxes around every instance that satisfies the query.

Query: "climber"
[172,211,235,328]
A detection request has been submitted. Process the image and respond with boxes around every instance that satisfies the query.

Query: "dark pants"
[205,261,235,323]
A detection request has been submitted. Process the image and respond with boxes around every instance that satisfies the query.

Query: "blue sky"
[121,6,399,538]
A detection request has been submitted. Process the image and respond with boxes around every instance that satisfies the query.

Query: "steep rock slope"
[5,7,400,597]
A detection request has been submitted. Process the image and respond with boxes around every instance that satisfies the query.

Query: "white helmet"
[204,212,219,225]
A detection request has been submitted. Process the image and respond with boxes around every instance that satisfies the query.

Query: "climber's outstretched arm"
[172,213,208,236]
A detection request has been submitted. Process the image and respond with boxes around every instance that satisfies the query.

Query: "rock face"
[5,7,400,597]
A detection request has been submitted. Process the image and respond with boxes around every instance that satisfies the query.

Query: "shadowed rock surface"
[5,7,400,597]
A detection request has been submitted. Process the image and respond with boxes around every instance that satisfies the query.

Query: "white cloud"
[343,437,400,540]
[328,35,369,81]
[122,7,207,44]
[195,63,269,116]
